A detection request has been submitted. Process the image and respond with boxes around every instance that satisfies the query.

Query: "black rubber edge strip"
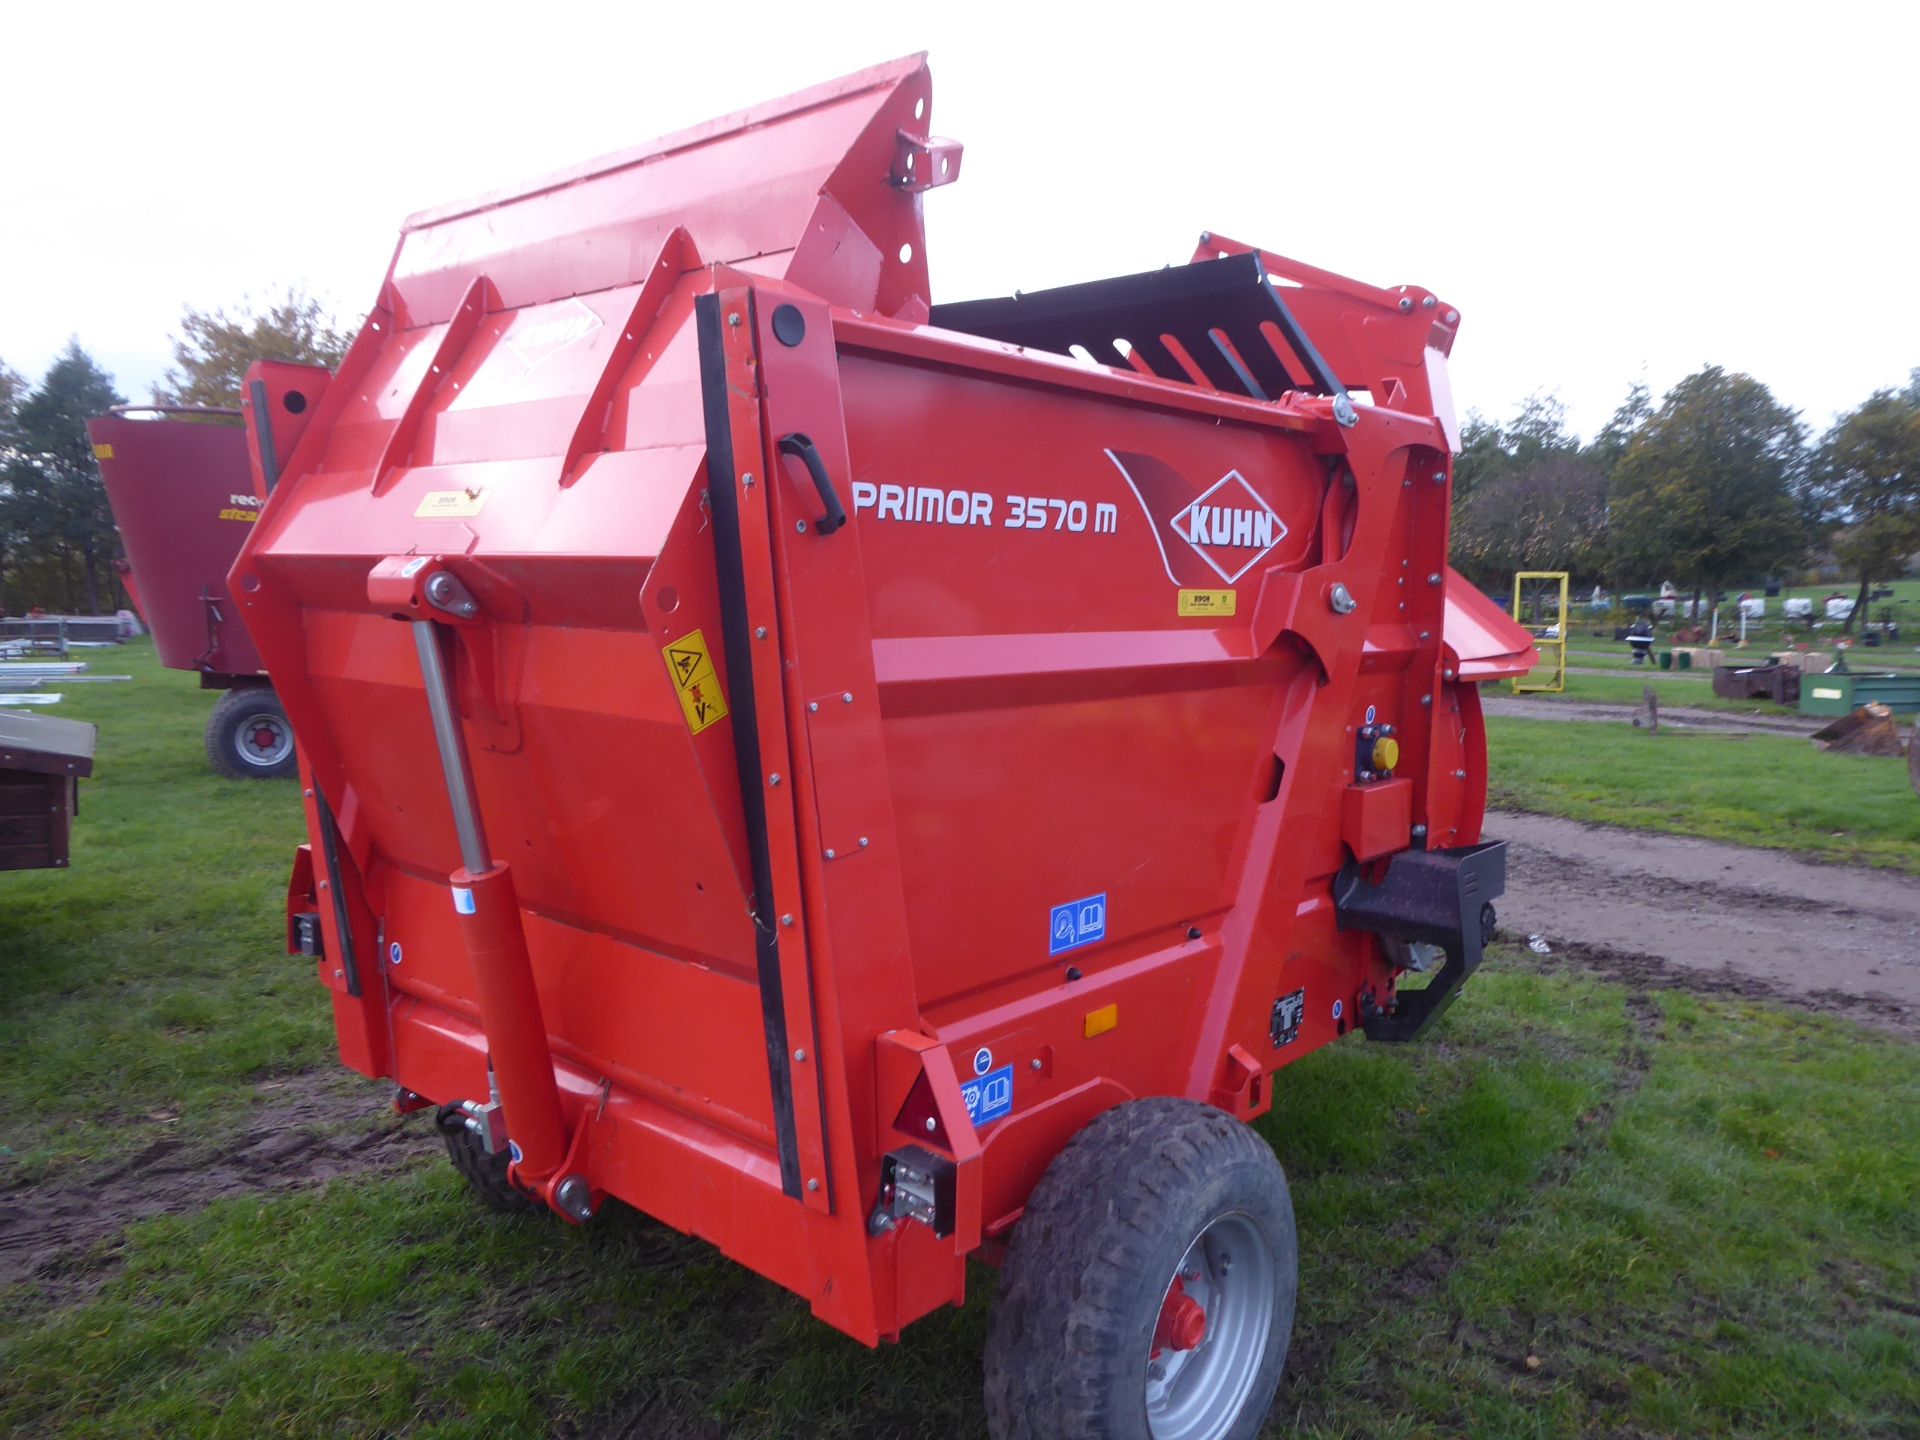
[694,290,803,1200]
[313,790,360,998]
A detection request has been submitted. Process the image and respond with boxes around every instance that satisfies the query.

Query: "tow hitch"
[1334,840,1507,1041]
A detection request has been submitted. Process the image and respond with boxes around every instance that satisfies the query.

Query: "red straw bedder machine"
[233,55,1534,1440]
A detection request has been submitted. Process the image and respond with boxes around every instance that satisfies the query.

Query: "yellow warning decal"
[662,629,730,735]
[1177,588,1237,617]
[415,489,486,518]
[92,443,115,460]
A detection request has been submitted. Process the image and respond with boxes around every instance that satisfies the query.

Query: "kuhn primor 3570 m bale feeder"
[87,409,295,778]
[235,56,1534,1440]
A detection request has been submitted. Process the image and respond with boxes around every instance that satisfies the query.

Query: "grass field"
[1505,657,1920,717]
[1560,646,1920,675]
[1485,716,1920,872]
[1510,668,1798,714]
[0,641,315,1181]
[3,644,1918,1438]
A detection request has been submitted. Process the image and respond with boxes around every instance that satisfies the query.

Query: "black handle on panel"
[778,432,847,536]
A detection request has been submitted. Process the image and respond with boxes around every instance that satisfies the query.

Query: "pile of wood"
[1810,703,1906,758]
[1769,650,1835,674]
[1671,646,1725,669]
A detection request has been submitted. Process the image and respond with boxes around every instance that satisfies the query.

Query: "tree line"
[3,304,1915,621]
[1452,367,1920,628]
[0,294,348,614]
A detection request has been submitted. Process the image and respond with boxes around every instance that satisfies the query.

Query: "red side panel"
[1443,569,1537,681]
[87,416,266,677]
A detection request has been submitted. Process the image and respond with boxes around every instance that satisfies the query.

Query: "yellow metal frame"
[1512,571,1569,694]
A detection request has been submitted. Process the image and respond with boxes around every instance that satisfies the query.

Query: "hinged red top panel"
[387,54,952,326]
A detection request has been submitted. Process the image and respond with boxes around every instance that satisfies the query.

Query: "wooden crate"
[0,712,97,872]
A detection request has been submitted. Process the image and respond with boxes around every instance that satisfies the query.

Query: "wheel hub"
[1144,1213,1276,1440]
[1152,1279,1208,1355]
[233,710,293,768]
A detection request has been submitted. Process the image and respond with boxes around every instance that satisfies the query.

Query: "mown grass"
[2,963,1915,1438]
[2,641,1917,1438]
[0,640,319,1179]
[1560,646,1920,675]
[1511,658,1919,715]
[1486,715,1920,871]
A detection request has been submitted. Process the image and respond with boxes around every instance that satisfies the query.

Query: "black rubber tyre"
[204,685,298,780]
[435,1105,540,1215]
[984,1098,1296,1440]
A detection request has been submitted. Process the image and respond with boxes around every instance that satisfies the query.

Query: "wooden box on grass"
[0,711,97,872]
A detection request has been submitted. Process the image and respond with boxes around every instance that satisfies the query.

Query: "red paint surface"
[87,415,265,677]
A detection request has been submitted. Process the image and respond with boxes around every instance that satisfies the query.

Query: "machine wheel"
[204,686,297,780]
[435,1105,539,1215]
[984,1098,1296,1440]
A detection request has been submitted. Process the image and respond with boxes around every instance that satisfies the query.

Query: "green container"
[1798,671,1920,717]
[1676,652,1692,670]
[1657,651,1673,671]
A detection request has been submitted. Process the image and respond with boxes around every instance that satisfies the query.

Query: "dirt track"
[1491,808,1920,1035]
[0,1079,432,1295]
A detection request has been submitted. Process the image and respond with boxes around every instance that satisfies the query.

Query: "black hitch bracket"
[1332,840,1506,1042]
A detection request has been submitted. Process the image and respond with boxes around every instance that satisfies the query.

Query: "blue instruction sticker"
[1049,893,1108,955]
[962,1064,1014,1127]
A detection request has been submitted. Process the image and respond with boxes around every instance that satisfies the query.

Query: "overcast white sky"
[5,1,1915,441]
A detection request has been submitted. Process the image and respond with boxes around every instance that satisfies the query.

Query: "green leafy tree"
[1585,381,1652,475]
[1608,367,1807,615]
[1451,412,1506,506]
[1453,452,1609,585]
[1454,394,1577,498]
[0,360,24,429]
[1,341,126,613]
[1814,384,1920,631]
[153,290,352,411]
[1449,394,1603,584]
[0,359,25,606]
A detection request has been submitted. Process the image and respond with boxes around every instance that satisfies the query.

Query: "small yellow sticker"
[217,507,260,522]
[661,628,730,735]
[92,443,115,460]
[1177,589,1237,617]
[415,489,486,519]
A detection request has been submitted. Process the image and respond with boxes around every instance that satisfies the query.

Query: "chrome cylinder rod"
[412,619,492,875]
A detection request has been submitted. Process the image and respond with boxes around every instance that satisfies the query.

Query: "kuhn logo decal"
[1104,451,1288,587]
[504,297,604,369]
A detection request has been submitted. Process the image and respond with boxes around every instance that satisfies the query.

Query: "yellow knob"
[1370,736,1400,773]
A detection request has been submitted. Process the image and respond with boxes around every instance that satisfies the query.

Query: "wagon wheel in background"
[204,686,298,780]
